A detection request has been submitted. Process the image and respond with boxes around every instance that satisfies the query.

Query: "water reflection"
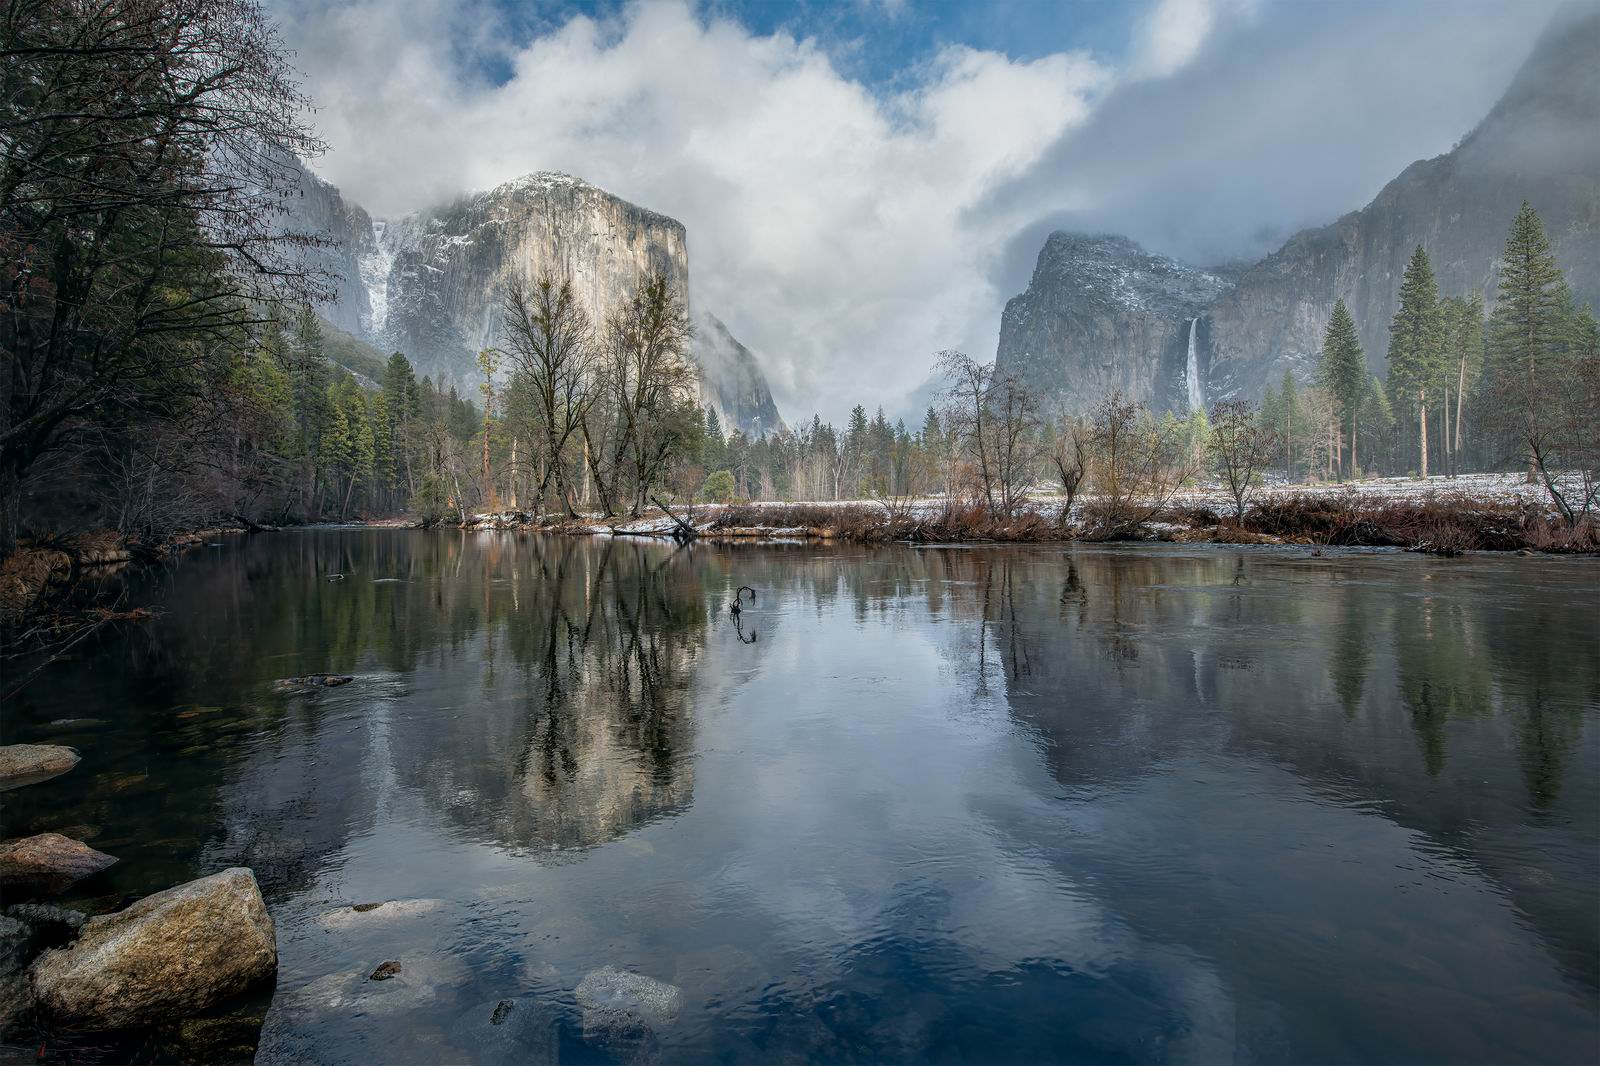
[1,535,1595,1064]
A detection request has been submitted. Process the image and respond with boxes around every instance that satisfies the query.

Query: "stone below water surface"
[0,833,116,896]
[575,967,683,1061]
[31,867,277,1031]
[275,674,354,690]
[0,744,81,790]
[315,897,445,930]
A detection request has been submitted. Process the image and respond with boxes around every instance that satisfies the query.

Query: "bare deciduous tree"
[1052,417,1090,527]
[1082,393,1199,536]
[1208,399,1278,523]
[501,274,600,518]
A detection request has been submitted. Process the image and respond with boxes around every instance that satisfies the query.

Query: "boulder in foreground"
[0,744,81,791]
[0,833,115,896]
[31,867,276,1030]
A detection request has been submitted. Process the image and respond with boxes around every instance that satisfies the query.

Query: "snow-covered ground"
[462,473,1567,538]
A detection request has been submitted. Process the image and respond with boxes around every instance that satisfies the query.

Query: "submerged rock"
[0,833,116,895]
[369,960,402,981]
[314,898,445,930]
[575,967,681,1027]
[31,867,276,1030]
[274,674,354,690]
[0,744,81,790]
[575,967,682,1060]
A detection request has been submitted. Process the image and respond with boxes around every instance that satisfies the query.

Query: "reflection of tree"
[1483,595,1596,813]
[389,535,705,850]
[1328,594,1374,718]
[1395,598,1494,776]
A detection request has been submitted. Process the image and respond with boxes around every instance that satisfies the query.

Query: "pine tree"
[1441,294,1484,467]
[1387,245,1444,478]
[1279,369,1300,480]
[1318,299,1366,478]
[1484,203,1574,476]
[698,405,725,473]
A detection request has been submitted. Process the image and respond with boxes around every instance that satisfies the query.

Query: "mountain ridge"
[283,162,785,436]
[996,7,1600,413]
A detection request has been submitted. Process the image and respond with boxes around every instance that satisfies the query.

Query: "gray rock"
[314,897,444,930]
[31,867,276,1030]
[575,966,682,1060]
[575,966,682,1029]
[0,832,116,895]
[0,915,29,979]
[0,744,81,790]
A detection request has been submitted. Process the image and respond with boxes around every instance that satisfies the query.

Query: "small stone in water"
[490,999,515,1025]
[369,960,402,982]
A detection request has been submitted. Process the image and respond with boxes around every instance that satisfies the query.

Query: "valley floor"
[464,473,1595,555]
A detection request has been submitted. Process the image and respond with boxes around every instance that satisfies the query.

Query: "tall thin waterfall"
[1186,317,1204,413]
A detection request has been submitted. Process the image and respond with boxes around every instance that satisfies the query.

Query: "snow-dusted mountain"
[994,233,1231,415]
[281,163,783,435]
[996,8,1600,414]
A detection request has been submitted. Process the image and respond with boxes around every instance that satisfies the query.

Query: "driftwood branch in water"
[650,497,697,542]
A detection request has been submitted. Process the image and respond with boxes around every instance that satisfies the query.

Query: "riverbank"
[462,475,1598,555]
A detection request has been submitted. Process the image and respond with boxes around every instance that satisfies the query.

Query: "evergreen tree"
[1486,203,1568,477]
[1279,369,1300,480]
[703,406,727,471]
[1318,299,1367,478]
[1387,245,1444,477]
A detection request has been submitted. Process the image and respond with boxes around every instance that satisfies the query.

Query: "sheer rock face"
[994,233,1230,415]
[281,165,375,339]
[373,173,691,385]
[998,10,1600,409]
[30,868,276,1031]
[286,165,786,430]
[693,310,787,436]
[1206,8,1600,399]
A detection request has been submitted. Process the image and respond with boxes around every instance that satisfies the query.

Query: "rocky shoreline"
[0,744,279,1056]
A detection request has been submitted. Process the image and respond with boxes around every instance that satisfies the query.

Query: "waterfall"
[1186,317,1204,413]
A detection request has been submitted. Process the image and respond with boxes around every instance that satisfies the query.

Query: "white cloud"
[274,0,1112,422]
[1130,0,1218,80]
[271,0,1546,424]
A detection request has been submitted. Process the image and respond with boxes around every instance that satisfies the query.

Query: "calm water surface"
[3,532,1598,1064]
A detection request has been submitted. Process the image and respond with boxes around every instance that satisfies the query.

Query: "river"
[3,531,1597,1063]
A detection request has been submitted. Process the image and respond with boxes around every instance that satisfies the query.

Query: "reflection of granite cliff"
[387,538,702,850]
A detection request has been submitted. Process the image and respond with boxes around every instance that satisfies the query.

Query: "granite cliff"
[283,165,783,434]
[996,8,1600,413]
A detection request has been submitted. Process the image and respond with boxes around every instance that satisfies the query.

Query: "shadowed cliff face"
[282,164,377,339]
[692,310,787,436]
[1001,9,1600,410]
[993,233,1230,415]
[1207,8,1600,400]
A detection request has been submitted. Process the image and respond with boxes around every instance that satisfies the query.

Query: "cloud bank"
[273,0,1560,423]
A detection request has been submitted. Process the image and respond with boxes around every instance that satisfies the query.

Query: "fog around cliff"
[271,0,1570,424]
